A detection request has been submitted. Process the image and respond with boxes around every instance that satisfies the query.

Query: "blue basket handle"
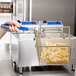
[18,26,29,31]
[1,24,9,29]
[1,23,29,31]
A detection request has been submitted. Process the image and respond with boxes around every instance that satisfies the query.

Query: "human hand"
[6,21,21,32]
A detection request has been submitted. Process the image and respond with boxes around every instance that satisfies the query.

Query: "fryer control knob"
[17,20,21,23]
[43,20,47,23]
[57,21,60,24]
[32,21,35,24]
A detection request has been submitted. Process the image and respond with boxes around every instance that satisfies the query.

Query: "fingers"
[6,21,21,28]
[14,26,20,32]
[12,21,21,28]
[9,25,20,32]
[12,25,15,32]
[6,21,21,32]
[9,26,12,32]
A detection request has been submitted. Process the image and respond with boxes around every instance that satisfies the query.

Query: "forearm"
[0,28,7,39]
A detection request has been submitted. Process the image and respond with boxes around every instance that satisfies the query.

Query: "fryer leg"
[71,64,75,71]
[19,67,23,74]
[13,62,18,72]
[29,66,31,72]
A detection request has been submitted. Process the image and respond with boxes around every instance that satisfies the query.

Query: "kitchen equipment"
[11,21,76,74]
[11,21,39,74]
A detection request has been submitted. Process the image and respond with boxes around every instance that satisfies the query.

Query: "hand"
[6,21,21,32]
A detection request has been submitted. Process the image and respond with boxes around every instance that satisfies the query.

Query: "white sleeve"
[0,27,7,39]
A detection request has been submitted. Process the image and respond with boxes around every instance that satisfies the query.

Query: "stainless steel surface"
[19,67,23,74]
[23,0,32,21]
[13,0,31,21]
[0,32,11,60]
[0,60,75,76]
[29,0,32,21]
[32,0,75,35]
[70,37,76,65]
[13,0,24,21]
[12,0,16,20]
[11,33,39,67]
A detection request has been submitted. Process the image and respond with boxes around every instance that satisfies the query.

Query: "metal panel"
[16,0,24,21]
[12,0,31,21]
[32,0,75,35]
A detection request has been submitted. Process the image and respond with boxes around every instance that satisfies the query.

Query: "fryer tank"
[11,21,39,68]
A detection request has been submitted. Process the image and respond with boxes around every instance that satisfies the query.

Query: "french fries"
[40,42,69,64]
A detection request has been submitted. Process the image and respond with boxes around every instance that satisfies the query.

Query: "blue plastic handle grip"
[1,24,9,29]
[18,26,29,31]
[1,24,29,31]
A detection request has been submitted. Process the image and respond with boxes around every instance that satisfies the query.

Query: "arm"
[0,21,21,39]
[0,28,7,39]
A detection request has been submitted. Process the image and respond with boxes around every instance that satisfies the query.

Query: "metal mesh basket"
[36,26,70,65]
